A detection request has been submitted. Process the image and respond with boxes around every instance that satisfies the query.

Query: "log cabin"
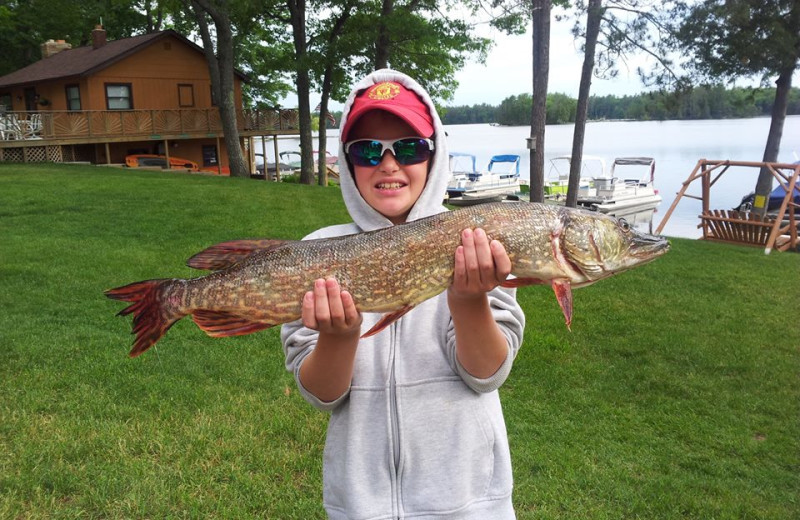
[0,26,298,175]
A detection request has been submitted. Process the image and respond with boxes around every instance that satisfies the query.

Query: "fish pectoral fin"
[500,277,547,288]
[551,280,573,330]
[186,239,289,270]
[361,305,416,338]
[192,310,274,337]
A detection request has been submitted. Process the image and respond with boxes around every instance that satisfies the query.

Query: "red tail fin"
[105,279,184,357]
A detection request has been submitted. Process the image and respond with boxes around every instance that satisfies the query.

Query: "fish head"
[561,210,670,285]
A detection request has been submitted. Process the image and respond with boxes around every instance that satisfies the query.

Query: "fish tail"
[105,279,185,357]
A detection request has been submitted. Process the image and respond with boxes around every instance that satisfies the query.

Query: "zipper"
[389,321,402,518]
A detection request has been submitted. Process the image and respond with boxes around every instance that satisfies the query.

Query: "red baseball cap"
[340,81,434,142]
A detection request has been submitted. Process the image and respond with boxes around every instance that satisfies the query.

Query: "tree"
[474,0,558,202]
[563,0,678,206]
[546,93,577,124]
[307,0,358,186]
[347,1,492,101]
[188,0,249,178]
[529,0,551,203]
[566,0,602,208]
[285,0,493,185]
[672,0,800,216]
[0,0,152,76]
[286,0,315,184]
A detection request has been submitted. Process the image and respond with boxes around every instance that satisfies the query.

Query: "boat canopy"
[769,184,800,206]
[611,156,656,182]
[548,155,607,178]
[612,157,655,166]
[449,152,477,173]
[488,154,520,176]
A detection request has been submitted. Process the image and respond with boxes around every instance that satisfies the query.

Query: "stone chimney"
[41,39,72,59]
[92,25,106,49]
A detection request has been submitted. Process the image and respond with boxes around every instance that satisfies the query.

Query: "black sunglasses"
[344,137,435,167]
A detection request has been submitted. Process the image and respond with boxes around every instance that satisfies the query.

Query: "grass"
[1,163,798,519]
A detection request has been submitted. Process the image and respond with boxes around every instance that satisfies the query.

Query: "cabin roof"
[0,30,246,89]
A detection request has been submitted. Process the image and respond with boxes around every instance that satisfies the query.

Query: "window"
[0,93,10,112]
[202,145,218,167]
[178,84,194,107]
[65,85,81,111]
[105,83,132,110]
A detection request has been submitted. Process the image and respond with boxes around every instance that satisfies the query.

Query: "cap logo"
[368,82,401,100]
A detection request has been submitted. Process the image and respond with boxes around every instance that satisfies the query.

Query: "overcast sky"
[284,16,798,110]
[450,20,649,106]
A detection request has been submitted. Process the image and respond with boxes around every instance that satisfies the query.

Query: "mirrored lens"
[347,138,432,167]
[347,140,381,166]
[393,138,430,164]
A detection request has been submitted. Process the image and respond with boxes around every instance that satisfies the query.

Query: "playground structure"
[656,159,799,253]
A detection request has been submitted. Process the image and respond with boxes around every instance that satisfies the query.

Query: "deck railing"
[0,108,299,142]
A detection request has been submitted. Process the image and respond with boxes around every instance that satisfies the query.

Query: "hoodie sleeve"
[281,319,350,411]
[446,286,525,393]
[279,224,360,412]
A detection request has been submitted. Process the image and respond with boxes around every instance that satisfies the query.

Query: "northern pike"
[106,202,669,357]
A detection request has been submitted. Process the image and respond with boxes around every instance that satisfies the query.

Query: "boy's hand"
[449,228,511,300]
[302,278,363,336]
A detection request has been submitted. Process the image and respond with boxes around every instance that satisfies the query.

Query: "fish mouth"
[630,233,670,259]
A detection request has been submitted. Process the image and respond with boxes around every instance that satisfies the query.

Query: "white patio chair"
[1,115,23,140]
[30,113,43,136]
[20,114,43,139]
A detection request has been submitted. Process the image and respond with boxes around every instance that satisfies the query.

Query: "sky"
[449,19,650,106]
[280,17,653,110]
[282,15,799,110]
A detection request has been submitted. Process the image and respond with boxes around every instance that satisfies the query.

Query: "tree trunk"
[752,66,794,215]
[288,0,314,184]
[529,0,551,203]
[316,3,354,186]
[317,68,333,186]
[374,0,393,68]
[215,19,248,177]
[566,0,602,208]
[190,0,248,177]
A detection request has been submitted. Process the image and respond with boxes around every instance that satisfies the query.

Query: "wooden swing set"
[655,159,800,253]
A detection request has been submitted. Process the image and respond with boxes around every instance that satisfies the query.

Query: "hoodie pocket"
[398,382,496,513]
[322,392,394,518]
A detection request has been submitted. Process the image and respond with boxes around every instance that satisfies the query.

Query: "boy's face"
[347,110,430,225]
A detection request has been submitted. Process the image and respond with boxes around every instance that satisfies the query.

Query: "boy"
[281,69,525,519]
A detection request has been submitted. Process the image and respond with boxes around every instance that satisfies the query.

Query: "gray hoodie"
[281,69,525,519]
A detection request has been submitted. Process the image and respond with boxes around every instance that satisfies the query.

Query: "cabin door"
[24,88,37,112]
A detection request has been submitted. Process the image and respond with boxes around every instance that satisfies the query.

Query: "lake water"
[261,115,800,239]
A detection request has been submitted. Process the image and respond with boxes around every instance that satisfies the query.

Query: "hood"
[338,69,450,232]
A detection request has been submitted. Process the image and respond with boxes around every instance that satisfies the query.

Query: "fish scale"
[106,202,669,357]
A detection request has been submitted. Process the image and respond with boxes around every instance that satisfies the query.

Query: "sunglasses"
[344,137,435,167]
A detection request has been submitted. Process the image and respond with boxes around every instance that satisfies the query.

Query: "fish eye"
[617,218,630,232]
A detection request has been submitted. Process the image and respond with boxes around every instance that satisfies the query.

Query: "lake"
[261,115,800,239]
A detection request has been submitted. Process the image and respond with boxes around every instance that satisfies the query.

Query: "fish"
[106,202,669,357]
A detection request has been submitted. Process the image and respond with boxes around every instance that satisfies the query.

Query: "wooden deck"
[0,108,299,147]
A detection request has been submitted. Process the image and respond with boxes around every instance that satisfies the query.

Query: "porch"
[0,107,300,170]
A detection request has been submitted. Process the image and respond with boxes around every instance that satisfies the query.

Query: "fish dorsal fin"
[186,239,288,270]
[192,309,274,337]
[361,305,415,338]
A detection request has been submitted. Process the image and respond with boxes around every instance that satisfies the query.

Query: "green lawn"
[1,163,798,519]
